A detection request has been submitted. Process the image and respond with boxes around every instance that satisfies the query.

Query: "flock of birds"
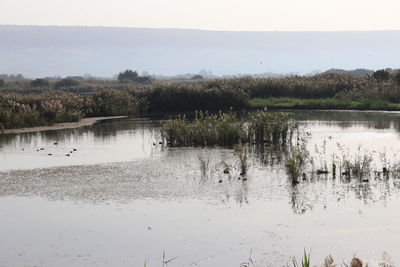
[24,142,78,157]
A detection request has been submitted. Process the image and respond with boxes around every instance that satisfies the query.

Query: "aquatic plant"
[235,144,248,176]
[285,144,310,184]
[162,111,298,147]
[351,152,373,180]
[292,250,311,267]
[247,111,298,144]
[162,250,177,267]
[322,255,336,267]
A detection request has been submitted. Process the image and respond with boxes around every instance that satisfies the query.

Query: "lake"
[1,111,400,266]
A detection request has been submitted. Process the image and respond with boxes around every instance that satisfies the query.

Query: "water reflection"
[1,111,400,210]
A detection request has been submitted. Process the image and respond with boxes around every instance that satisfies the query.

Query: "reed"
[285,144,310,184]
[162,111,298,147]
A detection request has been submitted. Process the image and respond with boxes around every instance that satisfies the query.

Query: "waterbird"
[48,153,52,156]
[40,148,44,150]
[66,153,70,157]
[54,142,58,145]
[73,148,77,151]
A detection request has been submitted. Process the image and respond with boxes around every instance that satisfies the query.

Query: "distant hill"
[1,25,400,78]
[323,68,374,76]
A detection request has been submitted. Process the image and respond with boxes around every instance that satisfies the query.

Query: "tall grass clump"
[285,145,310,184]
[248,111,298,144]
[162,111,246,146]
[162,111,298,147]
[292,250,311,267]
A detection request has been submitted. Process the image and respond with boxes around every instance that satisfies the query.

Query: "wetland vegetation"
[161,111,298,147]
[3,68,400,130]
[3,69,400,265]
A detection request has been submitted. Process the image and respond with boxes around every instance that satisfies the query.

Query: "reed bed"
[161,111,298,147]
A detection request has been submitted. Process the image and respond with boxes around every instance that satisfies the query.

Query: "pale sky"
[1,0,400,31]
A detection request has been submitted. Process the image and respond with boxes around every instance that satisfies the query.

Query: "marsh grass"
[283,138,400,183]
[162,111,298,147]
[285,144,310,184]
[250,97,400,111]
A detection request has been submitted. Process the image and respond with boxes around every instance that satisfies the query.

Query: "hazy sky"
[2,0,400,31]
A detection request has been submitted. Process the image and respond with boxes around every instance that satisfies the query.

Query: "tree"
[373,69,390,81]
[191,75,203,80]
[118,70,139,82]
[30,78,49,87]
[0,79,4,87]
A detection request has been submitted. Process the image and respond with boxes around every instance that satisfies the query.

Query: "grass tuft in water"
[285,144,310,184]
[292,250,311,267]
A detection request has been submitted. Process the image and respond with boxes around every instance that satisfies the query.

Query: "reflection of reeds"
[234,144,248,176]
[198,155,210,178]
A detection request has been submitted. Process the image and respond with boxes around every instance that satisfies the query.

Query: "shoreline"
[1,116,127,134]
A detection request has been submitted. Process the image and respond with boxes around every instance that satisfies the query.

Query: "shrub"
[373,69,390,81]
[30,78,49,87]
[55,78,79,88]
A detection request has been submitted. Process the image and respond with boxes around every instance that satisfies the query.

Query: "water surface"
[1,111,400,266]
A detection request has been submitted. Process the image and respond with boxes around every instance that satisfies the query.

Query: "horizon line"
[1,24,400,33]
